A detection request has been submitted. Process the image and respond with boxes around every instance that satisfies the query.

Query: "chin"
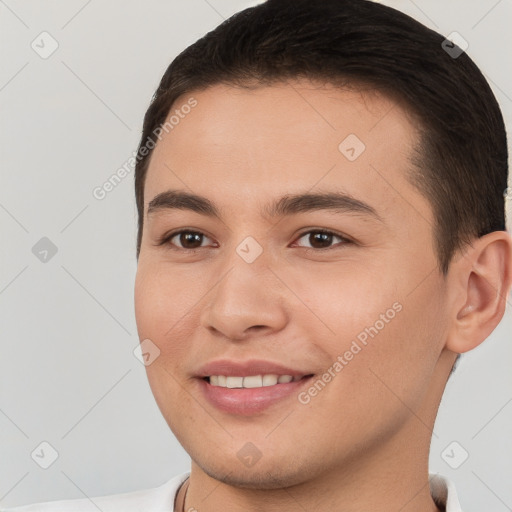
[192,455,315,490]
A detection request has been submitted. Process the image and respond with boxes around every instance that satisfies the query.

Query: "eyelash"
[156,228,354,252]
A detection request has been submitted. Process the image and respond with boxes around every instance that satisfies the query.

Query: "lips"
[196,358,311,378]
[194,359,315,415]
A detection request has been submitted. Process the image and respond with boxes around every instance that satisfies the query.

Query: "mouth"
[197,373,315,415]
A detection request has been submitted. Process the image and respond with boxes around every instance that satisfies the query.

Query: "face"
[134,80,452,488]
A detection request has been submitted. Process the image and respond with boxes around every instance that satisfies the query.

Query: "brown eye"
[295,230,350,250]
[166,231,212,250]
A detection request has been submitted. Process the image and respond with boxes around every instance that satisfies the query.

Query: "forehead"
[144,80,431,226]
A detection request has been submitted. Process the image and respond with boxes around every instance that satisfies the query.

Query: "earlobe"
[445,231,512,354]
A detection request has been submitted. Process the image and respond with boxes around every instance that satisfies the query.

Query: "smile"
[198,374,315,415]
[206,374,304,388]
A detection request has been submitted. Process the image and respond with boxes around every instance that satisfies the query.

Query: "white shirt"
[1,472,463,511]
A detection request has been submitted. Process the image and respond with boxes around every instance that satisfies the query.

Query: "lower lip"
[197,376,314,416]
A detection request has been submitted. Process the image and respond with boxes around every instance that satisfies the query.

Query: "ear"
[445,230,512,354]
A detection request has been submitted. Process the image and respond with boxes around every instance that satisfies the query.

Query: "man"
[4,0,510,510]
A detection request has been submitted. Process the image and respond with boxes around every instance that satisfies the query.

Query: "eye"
[293,229,352,250]
[158,230,215,250]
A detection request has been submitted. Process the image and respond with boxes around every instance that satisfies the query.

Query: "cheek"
[340,275,447,415]
[286,263,399,338]
[134,264,199,340]
[298,265,443,399]
[134,263,211,391]
[135,266,197,427]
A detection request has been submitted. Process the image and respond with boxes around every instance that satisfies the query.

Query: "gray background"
[0,0,511,510]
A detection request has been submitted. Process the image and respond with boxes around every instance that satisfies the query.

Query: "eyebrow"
[147,189,384,222]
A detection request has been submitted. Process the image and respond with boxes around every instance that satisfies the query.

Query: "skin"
[134,79,512,512]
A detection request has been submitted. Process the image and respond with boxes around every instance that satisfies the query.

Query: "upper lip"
[196,359,313,378]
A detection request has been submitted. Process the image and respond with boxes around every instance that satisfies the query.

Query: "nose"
[199,258,289,342]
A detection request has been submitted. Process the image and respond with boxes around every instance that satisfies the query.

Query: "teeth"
[208,374,301,388]
[262,374,279,386]
[243,375,263,388]
[226,376,243,388]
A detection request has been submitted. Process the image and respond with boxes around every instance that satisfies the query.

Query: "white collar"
[430,473,464,511]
